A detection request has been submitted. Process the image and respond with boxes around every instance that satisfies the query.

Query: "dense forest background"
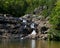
[0,0,60,40]
[0,0,56,17]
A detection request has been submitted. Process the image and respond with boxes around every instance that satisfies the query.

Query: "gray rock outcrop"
[0,14,50,40]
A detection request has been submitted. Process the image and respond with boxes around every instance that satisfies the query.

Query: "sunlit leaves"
[49,0,60,40]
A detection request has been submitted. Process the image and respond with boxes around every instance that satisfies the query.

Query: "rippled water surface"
[0,39,60,48]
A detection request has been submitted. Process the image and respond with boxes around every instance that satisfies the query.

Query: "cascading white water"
[31,30,36,35]
[24,25,27,28]
[30,23,35,29]
[23,19,27,23]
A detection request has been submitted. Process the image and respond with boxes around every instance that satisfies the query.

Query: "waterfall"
[23,19,27,23]
[31,30,36,35]
[30,23,35,29]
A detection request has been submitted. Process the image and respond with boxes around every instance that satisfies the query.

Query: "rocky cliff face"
[22,14,51,39]
[0,14,50,40]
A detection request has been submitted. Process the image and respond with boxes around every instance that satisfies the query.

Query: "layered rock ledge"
[0,14,50,40]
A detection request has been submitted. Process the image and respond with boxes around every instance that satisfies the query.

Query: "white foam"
[24,25,27,28]
[31,30,36,35]
[23,19,27,23]
[30,23,35,28]
[21,37,23,39]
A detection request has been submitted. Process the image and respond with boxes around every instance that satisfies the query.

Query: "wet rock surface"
[0,14,50,40]
[22,14,50,40]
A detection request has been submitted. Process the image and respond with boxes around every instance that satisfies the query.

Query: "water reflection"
[0,39,60,48]
[31,40,36,48]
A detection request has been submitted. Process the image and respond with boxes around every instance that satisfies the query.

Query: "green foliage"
[0,0,28,17]
[50,0,60,29]
[41,0,56,17]
[25,0,42,14]
[48,28,60,41]
[49,0,60,40]
[0,0,56,17]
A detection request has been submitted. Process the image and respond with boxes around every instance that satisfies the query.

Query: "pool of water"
[0,39,60,48]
